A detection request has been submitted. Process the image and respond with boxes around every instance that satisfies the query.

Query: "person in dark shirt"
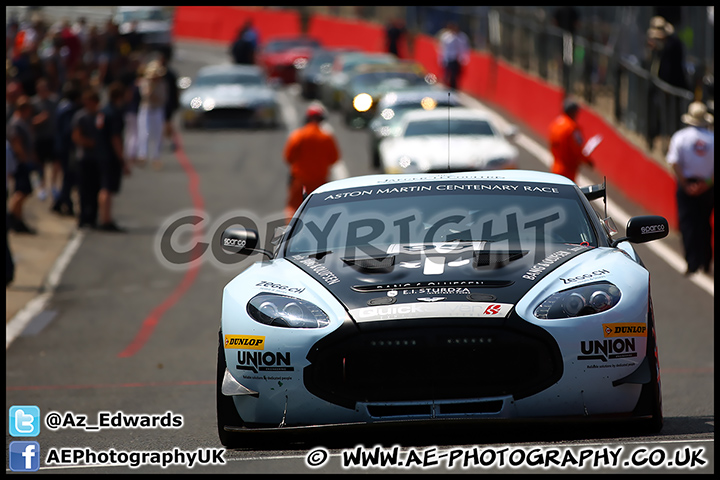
[646,16,688,90]
[158,51,179,152]
[7,95,36,234]
[71,89,103,229]
[97,81,130,232]
[386,18,406,58]
[230,20,258,65]
[52,82,82,217]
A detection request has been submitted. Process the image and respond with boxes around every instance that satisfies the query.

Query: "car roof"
[377,89,462,107]
[196,64,264,76]
[116,6,163,11]
[312,170,576,194]
[352,61,424,75]
[399,107,494,123]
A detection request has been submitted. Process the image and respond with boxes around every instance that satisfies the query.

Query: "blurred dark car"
[256,36,322,84]
[319,52,398,110]
[297,47,359,100]
[339,62,437,128]
[368,89,463,168]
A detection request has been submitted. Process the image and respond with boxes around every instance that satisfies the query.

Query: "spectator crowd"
[6,11,179,237]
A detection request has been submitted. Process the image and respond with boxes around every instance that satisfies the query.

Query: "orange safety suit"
[548,112,590,182]
[284,122,340,214]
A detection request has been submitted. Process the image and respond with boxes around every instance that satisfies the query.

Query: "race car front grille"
[202,108,256,125]
[304,324,562,409]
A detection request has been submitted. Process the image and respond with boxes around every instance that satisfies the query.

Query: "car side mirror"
[610,215,668,247]
[221,227,272,258]
[505,125,518,141]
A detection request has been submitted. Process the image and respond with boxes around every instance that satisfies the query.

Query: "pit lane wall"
[173,6,680,229]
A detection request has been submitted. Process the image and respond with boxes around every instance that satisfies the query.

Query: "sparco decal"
[577,339,638,362]
[224,335,265,350]
[641,224,666,235]
[603,323,647,338]
[237,351,293,374]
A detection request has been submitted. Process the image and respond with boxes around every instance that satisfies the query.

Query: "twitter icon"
[9,406,40,437]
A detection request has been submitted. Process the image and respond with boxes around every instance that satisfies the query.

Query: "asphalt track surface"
[5,39,714,474]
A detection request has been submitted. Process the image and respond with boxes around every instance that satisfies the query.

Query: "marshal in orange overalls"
[548,112,591,182]
[284,120,340,218]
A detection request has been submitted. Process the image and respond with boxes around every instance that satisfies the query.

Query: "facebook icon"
[9,441,41,472]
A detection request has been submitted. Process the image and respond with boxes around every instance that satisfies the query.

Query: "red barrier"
[172,6,691,230]
[307,14,386,53]
[173,6,300,44]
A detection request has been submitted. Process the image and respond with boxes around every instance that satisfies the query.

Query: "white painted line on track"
[6,230,86,349]
[457,92,713,297]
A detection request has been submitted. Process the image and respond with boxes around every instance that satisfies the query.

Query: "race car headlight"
[247,293,330,328]
[353,93,373,112]
[534,282,621,319]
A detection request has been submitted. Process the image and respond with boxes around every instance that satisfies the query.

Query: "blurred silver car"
[378,108,519,174]
[179,64,280,129]
[114,6,172,54]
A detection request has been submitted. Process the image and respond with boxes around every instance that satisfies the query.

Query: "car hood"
[381,136,518,170]
[119,20,170,35]
[181,84,275,107]
[286,242,594,323]
[262,48,313,65]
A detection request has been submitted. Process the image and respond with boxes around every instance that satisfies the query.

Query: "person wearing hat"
[137,59,168,169]
[646,15,688,90]
[666,101,714,275]
[548,98,595,182]
[283,103,340,220]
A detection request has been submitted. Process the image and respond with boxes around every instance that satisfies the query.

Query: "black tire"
[634,300,663,433]
[216,330,246,448]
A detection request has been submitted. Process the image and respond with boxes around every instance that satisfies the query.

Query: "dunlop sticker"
[224,335,265,350]
[602,323,647,338]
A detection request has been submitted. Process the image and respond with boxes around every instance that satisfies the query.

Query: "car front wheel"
[216,330,246,448]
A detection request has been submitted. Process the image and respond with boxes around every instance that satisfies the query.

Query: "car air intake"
[304,324,562,409]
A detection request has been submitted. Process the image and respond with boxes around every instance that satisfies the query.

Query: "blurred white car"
[378,108,519,174]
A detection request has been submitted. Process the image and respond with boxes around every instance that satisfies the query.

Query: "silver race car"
[179,64,279,129]
[217,170,666,447]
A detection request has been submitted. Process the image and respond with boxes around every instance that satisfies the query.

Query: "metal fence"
[401,6,713,153]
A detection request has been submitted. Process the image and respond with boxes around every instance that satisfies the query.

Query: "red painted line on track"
[7,380,214,391]
[117,133,205,358]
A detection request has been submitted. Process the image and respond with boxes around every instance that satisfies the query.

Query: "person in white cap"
[666,101,714,275]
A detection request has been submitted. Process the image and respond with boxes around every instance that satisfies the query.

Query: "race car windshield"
[404,119,496,137]
[195,73,264,86]
[286,182,596,257]
[352,72,427,89]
